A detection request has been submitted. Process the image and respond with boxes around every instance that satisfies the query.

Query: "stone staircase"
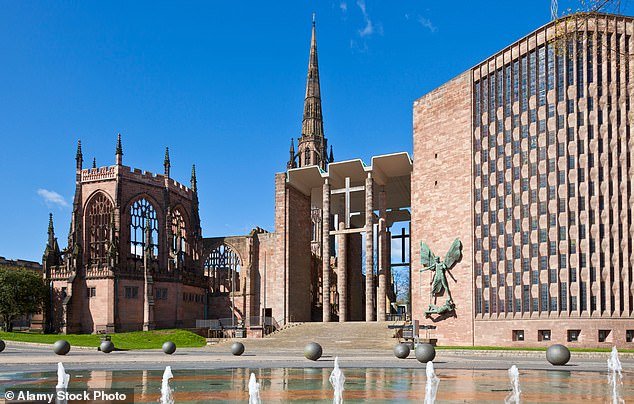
[210,321,405,352]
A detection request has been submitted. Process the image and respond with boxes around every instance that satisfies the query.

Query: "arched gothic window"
[171,209,187,264]
[129,198,159,260]
[204,244,241,294]
[87,192,113,265]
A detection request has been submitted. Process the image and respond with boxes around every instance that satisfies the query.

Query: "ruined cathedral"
[43,20,411,334]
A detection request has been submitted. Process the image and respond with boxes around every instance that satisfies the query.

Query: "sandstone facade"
[412,13,634,348]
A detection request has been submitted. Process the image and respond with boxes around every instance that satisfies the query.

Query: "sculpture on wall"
[420,239,462,317]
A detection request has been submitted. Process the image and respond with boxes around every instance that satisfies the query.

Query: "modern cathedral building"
[42,13,633,348]
[413,13,634,347]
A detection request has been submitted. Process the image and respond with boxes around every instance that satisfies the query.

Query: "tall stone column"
[365,174,375,321]
[386,227,392,310]
[322,179,331,322]
[377,189,388,321]
[337,221,347,322]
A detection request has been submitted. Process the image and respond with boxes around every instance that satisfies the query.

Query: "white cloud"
[356,0,380,37]
[418,16,437,33]
[340,1,347,13]
[37,189,69,208]
[359,19,374,37]
[350,39,368,53]
[356,0,366,15]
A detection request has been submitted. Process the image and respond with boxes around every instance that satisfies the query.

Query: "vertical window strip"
[521,55,528,111]
[538,46,546,106]
[547,43,555,91]
[475,80,481,128]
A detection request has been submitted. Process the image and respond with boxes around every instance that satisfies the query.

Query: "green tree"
[0,267,47,331]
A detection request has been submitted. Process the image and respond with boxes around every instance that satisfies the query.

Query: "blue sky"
[2,1,632,262]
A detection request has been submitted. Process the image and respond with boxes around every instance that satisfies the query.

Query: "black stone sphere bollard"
[546,344,571,366]
[415,343,436,363]
[304,342,323,361]
[0,339,5,353]
[100,340,115,354]
[393,343,411,359]
[53,340,71,356]
[231,342,245,356]
[162,341,176,355]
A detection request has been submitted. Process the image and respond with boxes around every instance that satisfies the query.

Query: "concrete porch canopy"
[285,151,412,323]
[286,151,412,229]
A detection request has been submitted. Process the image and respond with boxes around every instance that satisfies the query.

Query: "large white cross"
[331,177,365,229]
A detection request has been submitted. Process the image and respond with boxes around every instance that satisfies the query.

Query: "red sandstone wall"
[56,278,115,333]
[265,172,313,324]
[285,182,312,322]
[153,284,177,329]
[266,173,288,324]
[255,232,278,321]
[411,72,475,346]
[116,279,144,331]
[474,319,633,348]
[179,284,205,327]
[208,295,234,319]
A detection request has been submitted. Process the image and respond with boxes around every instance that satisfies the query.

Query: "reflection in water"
[87,370,112,390]
[141,370,149,396]
[3,367,634,403]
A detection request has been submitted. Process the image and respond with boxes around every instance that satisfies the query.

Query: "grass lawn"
[0,329,206,350]
[435,345,634,353]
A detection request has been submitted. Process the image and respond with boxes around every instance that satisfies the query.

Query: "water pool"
[1,367,632,403]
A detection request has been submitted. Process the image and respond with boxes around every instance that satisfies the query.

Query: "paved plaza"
[0,341,631,374]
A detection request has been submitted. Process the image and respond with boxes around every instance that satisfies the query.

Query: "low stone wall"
[437,349,634,360]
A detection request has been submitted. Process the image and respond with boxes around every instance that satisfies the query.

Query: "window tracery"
[203,244,241,294]
[129,198,159,261]
[86,192,113,265]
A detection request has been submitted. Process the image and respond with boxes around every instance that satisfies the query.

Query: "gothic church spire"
[293,15,332,170]
[47,213,55,247]
[287,138,297,169]
[43,213,60,265]
[115,133,123,165]
[75,140,83,170]
[164,147,170,177]
[190,164,197,193]
[301,15,324,141]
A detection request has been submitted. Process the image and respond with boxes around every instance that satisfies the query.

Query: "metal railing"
[195,316,280,336]
[386,313,409,322]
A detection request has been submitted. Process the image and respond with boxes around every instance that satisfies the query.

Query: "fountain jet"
[607,347,624,404]
[55,362,70,404]
[504,365,521,404]
[56,362,70,390]
[160,366,174,404]
[329,356,345,404]
[424,361,440,404]
[248,373,261,404]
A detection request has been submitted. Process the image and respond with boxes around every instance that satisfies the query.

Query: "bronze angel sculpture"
[420,238,462,316]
